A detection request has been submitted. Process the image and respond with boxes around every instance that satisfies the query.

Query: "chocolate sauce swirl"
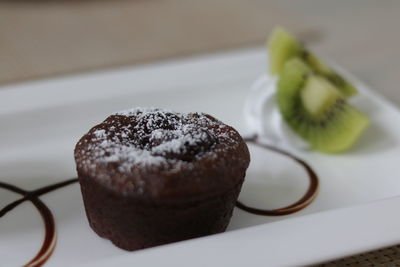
[0,178,78,267]
[0,137,319,266]
[236,137,319,216]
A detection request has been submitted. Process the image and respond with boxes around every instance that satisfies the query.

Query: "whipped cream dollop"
[244,75,310,150]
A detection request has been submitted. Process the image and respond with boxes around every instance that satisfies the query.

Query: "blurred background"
[0,0,399,106]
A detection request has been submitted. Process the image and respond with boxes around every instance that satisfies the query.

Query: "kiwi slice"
[268,27,302,76]
[268,27,357,97]
[303,52,357,97]
[277,58,370,153]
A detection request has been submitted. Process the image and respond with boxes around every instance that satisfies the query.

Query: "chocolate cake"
[74,108,250,251]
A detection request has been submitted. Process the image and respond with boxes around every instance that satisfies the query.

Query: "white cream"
[244,75,310,150]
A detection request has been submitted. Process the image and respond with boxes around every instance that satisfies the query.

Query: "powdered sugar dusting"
[74,107,247,196]
[114,107,161,117]
[75,108,242,192]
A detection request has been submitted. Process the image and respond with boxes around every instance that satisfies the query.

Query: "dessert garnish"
[236,136,319,216]
[253,27,370,153]
[269,27,357,97]
[0,178,78,267]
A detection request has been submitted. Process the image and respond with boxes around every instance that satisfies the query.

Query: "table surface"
[1,0,399,265]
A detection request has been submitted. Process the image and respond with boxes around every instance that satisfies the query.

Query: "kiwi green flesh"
[277,58,311,116]
[268,27,302,75]
[286,100,370,152]
[267,27,358,97]
[300,75,341,118]
[278,59,370,153]
[302,51,358,97]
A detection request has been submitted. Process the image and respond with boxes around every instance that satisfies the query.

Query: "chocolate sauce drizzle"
[0,178,78,267]
[0,137,318,266]
[236,136,319,216]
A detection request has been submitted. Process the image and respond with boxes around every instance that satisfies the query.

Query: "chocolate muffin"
[74,108,250,251]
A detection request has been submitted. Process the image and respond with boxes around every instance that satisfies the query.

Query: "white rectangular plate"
[1,48,400,266]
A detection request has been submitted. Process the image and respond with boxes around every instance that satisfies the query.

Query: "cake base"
[79,176,244,251]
